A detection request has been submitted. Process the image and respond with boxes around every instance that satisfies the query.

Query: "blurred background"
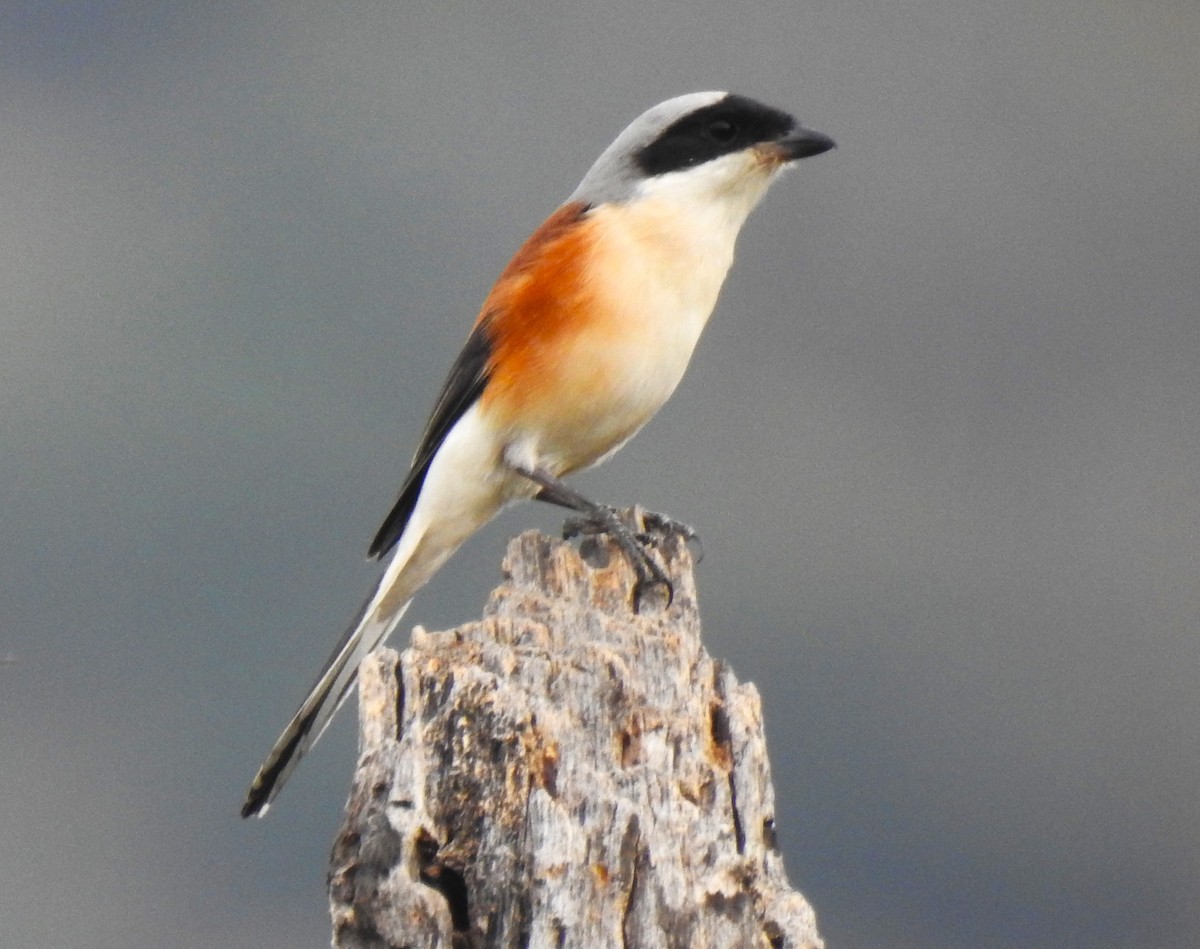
[3,2,1197,947]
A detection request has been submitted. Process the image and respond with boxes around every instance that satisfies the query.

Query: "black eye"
[706,119,737,143]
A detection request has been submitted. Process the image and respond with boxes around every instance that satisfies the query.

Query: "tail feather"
[242,405,512,818]
[241,592,410,818]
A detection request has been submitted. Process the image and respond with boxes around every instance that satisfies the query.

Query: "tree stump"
[328,510,823,949]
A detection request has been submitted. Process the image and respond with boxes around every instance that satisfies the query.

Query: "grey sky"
[3,2,1198,947]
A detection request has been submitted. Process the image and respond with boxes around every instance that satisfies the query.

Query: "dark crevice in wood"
[711,667,745,855]
[416,828,471,934]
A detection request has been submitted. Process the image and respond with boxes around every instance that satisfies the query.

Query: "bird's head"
[571,92,834,228]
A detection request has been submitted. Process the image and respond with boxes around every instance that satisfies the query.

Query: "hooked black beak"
[776,124,836,161]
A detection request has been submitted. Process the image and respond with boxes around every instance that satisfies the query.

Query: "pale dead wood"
[329,509,822,949]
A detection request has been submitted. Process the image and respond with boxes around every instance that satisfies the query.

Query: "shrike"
[242,92,834,817]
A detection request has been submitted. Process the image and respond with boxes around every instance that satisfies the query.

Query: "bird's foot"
[636,510,704,563]
[562,506,675,611]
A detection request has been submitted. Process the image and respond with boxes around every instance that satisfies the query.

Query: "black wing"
[367,318,493,559]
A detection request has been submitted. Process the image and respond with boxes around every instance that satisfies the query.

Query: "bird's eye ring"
[706,119,737,143]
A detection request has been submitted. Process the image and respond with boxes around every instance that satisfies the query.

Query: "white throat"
[634,151,779,242]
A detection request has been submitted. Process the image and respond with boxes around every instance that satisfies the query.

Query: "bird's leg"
[531,478,700,554]
[516,465,673,610]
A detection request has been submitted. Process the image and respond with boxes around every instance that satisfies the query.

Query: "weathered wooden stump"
[329,510,822,949]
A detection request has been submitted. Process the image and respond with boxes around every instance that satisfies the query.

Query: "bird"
[241,91,834,818]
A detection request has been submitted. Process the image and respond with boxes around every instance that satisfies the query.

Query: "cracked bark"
[329,509,823,949]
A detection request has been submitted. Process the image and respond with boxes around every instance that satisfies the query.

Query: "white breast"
[512,152,780,476]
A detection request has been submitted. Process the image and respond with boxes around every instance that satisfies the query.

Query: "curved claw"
[632,574,674,613]
[621,530,674,613]
[630,545,674,612]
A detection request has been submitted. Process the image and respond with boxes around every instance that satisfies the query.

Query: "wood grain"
[330,510,822,949]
